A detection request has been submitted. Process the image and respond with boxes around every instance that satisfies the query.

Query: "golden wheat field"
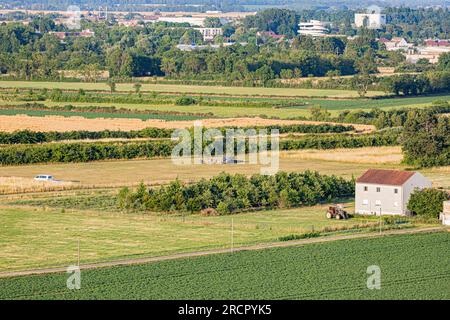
[0,115,375,133]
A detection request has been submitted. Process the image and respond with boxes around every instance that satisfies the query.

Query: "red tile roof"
[356,169,416,186]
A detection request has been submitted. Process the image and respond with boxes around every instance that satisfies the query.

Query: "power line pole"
[379,207,382,235]
[231,218,234,253]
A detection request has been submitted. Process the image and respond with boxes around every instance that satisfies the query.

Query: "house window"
[375,200,381,206]
[394,202,399,207]
[363,199,369,205]
[376,187,381,192]
[364,186,368,191]
[394,188,398,194]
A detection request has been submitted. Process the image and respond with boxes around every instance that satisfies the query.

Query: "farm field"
[0,147,448,193]
[0,115,374,133]
[0,108,204,121]
[0,93,448,120]
[0,202,387,271]
[0,232,448,299]
[0,80,385,98]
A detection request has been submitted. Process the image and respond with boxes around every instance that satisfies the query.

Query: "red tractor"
[326,204,349,220]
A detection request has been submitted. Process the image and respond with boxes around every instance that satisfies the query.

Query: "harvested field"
[281,146,404,164]
[0,177,78,194]
[0,115,375,133]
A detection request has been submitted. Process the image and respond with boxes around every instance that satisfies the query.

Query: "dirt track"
[0,115,375,133]
[0,226,445,279]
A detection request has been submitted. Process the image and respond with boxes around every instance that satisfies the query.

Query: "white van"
[34,175,54,181]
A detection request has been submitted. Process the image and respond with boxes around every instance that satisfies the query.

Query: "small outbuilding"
[439,201,450,226]
[355,169,432,216]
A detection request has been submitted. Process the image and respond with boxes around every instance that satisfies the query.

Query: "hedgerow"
[0,124,354,145]
[0,130,399,165]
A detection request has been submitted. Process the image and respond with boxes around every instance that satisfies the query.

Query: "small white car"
[34,175,54,182]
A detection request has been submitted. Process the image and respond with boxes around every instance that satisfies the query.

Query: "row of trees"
[0,123,354,145]
[0,130,400,165]
[117,171,354,214]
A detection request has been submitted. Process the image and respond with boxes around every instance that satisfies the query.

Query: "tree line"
[0,123,354,145]
[117,171,355,214]
[0,130,398,165]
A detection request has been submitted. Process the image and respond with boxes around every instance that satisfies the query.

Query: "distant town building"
[257,31,285,42]
[424,39,450,47]
[406,45,450,64]
[355,13,386,29]
[355,169,431,216]
[379,37,412,51]
[298,20,329,37]
[195,27,223,41]
[157,16,205,26]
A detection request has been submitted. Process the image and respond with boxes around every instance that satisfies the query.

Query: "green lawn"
[0,80,384,98]
[1,232,448,299]
[0,203,386,272]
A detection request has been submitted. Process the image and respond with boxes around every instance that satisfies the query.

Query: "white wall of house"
[355,173,431,216]
[355,183,403,215]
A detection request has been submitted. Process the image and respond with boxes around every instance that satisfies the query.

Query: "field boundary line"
[0,226,446,278]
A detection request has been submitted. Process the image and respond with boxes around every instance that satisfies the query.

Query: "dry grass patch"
[0,177,78,195]
[281,146,404,164]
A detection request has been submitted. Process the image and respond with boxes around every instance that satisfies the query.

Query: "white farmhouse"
[355,169,431,216]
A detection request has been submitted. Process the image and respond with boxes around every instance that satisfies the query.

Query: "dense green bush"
[401,110,449,168]
[407,188,449,218]
[117,171,354,214]
[175,96,197,105]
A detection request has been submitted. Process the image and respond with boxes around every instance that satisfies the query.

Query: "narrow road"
[0,226,446,279]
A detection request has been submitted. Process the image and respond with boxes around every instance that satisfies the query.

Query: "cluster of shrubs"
[334,101,450,129]
[117,171,354,214]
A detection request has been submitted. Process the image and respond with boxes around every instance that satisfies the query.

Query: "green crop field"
[1,232,448,299]
[0,108,205,121]
[0,94,447,119]
[0,80,385,97]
